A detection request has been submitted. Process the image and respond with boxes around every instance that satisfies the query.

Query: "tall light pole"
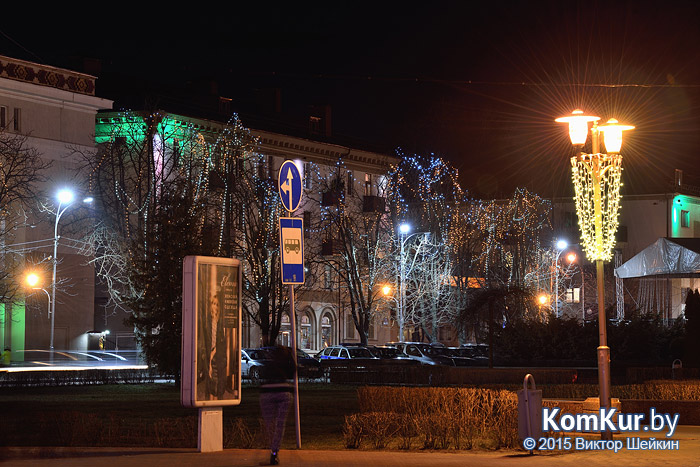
[396,223,429,342]
[556,109,634,440]
[50,189,76,359]
[554,239,568,318]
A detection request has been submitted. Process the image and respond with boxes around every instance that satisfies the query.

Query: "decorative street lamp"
[396,223,429,342]
[556,109,634,440]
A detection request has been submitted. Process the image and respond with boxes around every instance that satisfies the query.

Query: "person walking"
[259,344,296,465]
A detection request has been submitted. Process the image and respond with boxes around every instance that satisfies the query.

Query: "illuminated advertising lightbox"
[181,256,242,407]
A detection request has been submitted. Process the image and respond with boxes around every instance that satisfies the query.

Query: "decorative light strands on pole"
[570,152,623,262]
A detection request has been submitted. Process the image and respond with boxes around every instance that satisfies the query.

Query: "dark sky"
[3,1,700,197]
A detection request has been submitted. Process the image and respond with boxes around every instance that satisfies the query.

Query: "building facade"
[0,56,112,360]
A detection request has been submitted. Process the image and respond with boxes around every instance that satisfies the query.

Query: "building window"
[566,288,581,304]
[300,313,313,350]
[321,313,333,348]
[364,173,372,196]
[304,162,312,190]
[324,264,332,289]
[12,108,20,132]
[681,210,690,228]
[345,313,355,339]
[347,171,353,195]
[0,106,6,128]
[368,317,376,340]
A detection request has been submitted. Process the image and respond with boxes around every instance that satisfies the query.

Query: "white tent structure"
[615,238,700,322]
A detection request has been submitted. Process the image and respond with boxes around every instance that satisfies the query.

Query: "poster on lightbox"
[181,256,241,407]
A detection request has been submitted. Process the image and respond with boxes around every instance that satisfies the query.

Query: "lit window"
[364,173,372,196]
[681,210,690,228]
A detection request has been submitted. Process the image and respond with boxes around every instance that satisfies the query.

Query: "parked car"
[459,344,490,366]
[389,342,455,366]
[316,345,378,360]
[444,347,478,366]
[248,347,323,380]
[241,348,273,382]
[369,345,416,362]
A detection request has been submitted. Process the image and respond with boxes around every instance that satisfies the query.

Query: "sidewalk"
[2,426,699,467]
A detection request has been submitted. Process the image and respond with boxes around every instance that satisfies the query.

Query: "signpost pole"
[278,160,304,449]
[289,281,301,448]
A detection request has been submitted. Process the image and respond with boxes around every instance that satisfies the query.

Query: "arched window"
[320,309,335,348]
[300,312,314,350]
[279,313,291,347]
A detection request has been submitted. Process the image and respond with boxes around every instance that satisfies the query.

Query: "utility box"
[518,374,543,441]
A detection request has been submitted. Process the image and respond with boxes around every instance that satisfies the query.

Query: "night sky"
[2,1,700,198]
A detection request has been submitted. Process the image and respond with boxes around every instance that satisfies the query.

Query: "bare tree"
[0,129,52,302]
[310,162,392,344]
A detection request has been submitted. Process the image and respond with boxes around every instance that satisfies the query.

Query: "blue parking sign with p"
[280,217,304,284]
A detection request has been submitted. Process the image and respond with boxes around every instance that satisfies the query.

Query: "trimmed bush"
[351,386,519,450]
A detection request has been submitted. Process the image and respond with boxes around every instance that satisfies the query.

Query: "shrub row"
[345,386,519,450]
[0,369,158,387]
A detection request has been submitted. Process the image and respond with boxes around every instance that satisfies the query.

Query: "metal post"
[590,127,612,440]
[289,284,301,448]
[50,228,58,362]
[399,234,405,342]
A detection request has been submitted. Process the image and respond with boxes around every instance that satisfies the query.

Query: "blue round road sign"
[278,160,303,212]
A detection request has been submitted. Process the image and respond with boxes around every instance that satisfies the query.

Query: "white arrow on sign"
[280,168,294,211]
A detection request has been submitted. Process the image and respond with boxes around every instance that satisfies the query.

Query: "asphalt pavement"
[2,426,699,467]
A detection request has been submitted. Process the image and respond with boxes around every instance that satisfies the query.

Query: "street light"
[49,189,92,360]
[554,239,568,318]
[556,108,634,440]
[25,272,51,319]
[396,223,429,342]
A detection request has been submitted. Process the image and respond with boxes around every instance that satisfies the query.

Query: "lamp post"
[554,239,568,318]
[50,189,77,360]
[556,109,634,440]
[396,223,429,342]
[25,273,51,319]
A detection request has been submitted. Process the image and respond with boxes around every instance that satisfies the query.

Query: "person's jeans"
[260,391,292,452]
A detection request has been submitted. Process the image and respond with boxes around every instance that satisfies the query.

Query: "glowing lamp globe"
[57,189,75,205]
[538,294,549,306]
[382,285,392,296]
[555,110,599,146]
[399,223,411,235]
[556,239,568,250]
[598,118,635,153]
[26,273,40,287]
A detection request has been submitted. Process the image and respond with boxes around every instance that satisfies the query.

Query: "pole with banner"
[278,160,304,449]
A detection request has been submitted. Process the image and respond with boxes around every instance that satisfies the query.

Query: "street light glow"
[567,253,577,263]
[382,285,392,296]
[538,294,549,306]
[556,239,568,250]
[26,273,40,287]
[555,109,599,146]
[399,223,411,234]
[598,118,635,153]
[56,189,75,205]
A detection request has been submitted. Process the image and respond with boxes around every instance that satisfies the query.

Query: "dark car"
[257,346,323,379]
[459,344,489,366]
[445,347,478,366]
[391,342,455,366]
[369,345,416,361]
[316,345,378,360]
